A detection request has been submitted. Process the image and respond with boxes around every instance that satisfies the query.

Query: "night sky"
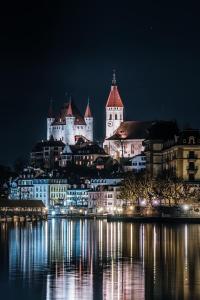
[1,0,200,165]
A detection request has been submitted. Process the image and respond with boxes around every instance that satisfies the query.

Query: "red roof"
[66,101,73,116]
[106,85,124,108]
[84,102,92,118]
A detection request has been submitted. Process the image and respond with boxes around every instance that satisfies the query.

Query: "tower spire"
[112,69,116,86]
[66,97,73,116]
[84,97,92,118]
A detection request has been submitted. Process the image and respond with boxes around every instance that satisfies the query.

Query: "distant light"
[98,207,103,213]
[140,200,146,206]
[70,206,73,210]
[51,211,56,216]
[130,205,134,210]
[153,200,159,206]
[183,204,189,211]
[79,209,82,213]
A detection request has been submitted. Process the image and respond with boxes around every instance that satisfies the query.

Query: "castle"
[46,72,151,159]
[47,99,93,145]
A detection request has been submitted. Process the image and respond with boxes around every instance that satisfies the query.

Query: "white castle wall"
[65,117,75,145]
[47,118,54,139]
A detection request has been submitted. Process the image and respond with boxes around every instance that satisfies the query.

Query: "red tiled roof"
[63,101,86,125]
[66,101,73,116]
[106,85,124,108]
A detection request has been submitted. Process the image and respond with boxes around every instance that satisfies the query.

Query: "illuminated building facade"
[144,124,200,181]
[103,72,152,159]
[47,99,93,145]
[88,184,123,213]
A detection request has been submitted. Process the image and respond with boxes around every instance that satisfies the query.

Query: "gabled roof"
[106,121,152,140]
[106,85,124,108]
[0,200,45,208]
[32,139,65,152]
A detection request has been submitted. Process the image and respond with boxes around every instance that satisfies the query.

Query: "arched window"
[189,136,195,144]
[115,114,117,120]
[109,114,112,120]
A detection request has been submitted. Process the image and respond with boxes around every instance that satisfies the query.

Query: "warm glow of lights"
[183,204,189,211]
[98,207,103,213]
[153,200,159,206]
[140,200,146,207]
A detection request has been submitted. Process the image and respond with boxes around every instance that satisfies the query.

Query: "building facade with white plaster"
[103,72,152,159]
[47,99,93,145]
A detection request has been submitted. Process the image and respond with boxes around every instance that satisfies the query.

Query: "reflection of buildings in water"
[3,220,200,300]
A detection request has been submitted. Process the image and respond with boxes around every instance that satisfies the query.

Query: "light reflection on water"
[0,219,200,299]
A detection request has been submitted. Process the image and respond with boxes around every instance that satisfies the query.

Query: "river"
[0,219,200,300]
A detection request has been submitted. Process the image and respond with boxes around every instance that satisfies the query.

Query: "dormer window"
[189,136,195,144]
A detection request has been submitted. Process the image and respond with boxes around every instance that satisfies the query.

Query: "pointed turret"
[84,98,92,118]
[106,70,124,108]
[84,98,93,142]
[66,98,73,116]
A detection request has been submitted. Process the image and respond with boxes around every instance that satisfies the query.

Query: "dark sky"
[1,0,200,165]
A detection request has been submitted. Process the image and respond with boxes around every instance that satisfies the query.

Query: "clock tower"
[105,71,124,138]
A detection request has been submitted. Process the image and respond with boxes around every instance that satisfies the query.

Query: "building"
[88,185,123,213]
[162,129,200,181]
[59,139,109,168]
[143,121,179,178]
[123,153,146,172]
[103,72,152,159]
[90,178,122,189]
[64,185,89,208]
[49,178,69,207]
[30,137,65,169]
[47,99,93,145]
[9,173,69,208]
[144,123,200,181]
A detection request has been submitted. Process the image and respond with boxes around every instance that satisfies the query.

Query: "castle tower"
[47,98,55,140]
[105,71,124,138]
[84,98,93,141]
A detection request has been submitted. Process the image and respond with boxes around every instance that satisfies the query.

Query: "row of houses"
[8,174,123,213]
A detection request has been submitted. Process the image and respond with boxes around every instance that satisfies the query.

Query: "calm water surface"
[0,219,200,300]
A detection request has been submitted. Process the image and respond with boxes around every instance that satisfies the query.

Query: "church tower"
[105,71,124,138]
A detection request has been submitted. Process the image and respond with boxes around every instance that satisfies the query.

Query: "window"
[189,174,195,181]
[109,114,112,120]
[115,114,117,120]
[189,136,195,144]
